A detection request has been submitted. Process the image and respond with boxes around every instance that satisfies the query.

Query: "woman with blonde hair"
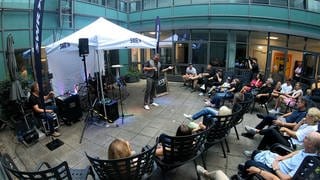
[108,138,133,159]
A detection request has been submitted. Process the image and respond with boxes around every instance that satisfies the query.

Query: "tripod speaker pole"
[78,38,93,144]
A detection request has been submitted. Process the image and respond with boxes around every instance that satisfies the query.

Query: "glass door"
[301,52,320,85]
[268,47,290,83]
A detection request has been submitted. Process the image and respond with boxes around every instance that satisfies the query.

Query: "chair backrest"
[1,156,72,180]
[239,93,253,114]
[206,105,242,146]
[157,127,209,165]
[293,156,320,180]
[86,142,157,180]
[231,104,244,126]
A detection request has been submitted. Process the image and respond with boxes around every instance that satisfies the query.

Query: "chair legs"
[201,152,207,170]
[225,139,230,153]
[234,126,240,140]
[264,104,269,114]
[220,141,226,158]
[194,160,200,180]
[250,101,256,114]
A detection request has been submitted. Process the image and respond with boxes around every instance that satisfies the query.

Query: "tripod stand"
[79,55,96,144]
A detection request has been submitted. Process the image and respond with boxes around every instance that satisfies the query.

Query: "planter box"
[125,76,140,83]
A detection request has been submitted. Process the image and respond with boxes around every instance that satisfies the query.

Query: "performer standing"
[143,53,172,110]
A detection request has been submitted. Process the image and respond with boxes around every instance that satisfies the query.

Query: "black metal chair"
[1,153,94,180]
[203,104,242,165]
[86,141,157,180]
[154,128,209,180]
[292,156,320,180]
[233,93,254,140]
[247,156,320,180]
[250,93,271,114]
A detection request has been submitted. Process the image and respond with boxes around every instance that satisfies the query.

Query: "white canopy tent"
[46,17,156,95]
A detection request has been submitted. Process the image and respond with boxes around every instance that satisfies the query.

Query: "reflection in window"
[158,0,172,7]
[174,0,191,6]
[211,30,227,41]
[130,1,141,12]
[175,29,190,41]
[270,0,287,6]
[143,0,157,9]
[306,38,320,53]
[288,36,305,50]
[308,0,320,12]
[175,43,189,64]
[160,48,173,67]
[192,42,207,65]
[192,0,210,4]
[107,0,117,9]
[251,0,269,4]
[210,42,226,67]
[289,0,305,9]
[191,30,208,40]
[120,1,127,12]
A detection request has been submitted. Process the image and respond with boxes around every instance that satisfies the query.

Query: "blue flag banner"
[33,0,45,106]
[155,16,160,53]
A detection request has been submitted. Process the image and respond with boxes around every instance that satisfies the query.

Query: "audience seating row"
[1,101,248,180]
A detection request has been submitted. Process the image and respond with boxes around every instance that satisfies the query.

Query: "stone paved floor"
[0,80,267,179]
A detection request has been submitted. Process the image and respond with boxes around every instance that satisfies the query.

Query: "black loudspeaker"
[56,94,82,123]
[79,38,89,56]
[96,100,119,122]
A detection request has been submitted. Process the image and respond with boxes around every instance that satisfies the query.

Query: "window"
[289,0,305,9]
[210,42,227,67]
[174,0,191,6]
[191,30,209,40]
[288,36,305,50]
[192,41,207,65]
[107,0,117,9]
[143,0,157,9]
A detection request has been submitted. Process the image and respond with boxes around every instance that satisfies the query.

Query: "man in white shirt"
[280,79,293,95]
[182,63,197,86]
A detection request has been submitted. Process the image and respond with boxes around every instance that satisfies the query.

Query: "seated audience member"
[269,82,303,114]
[243,73,264,92]
[183,106,232,123]
[233,92,245,105]
[155,123,205,157]
[29,82,60,137]
[197,165,229,180]
[252,78,274,104]
[205,78,241,108]
[189,62,215,92]
[242,98,307,139]
[271,81,282,99]
[182,63,197,87]
[108,138,134,159]
[207,69,224,95]
[243,131,320,180]
[271,79,293,99]
[246,107,320,150]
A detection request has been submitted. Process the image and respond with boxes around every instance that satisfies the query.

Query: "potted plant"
[125,67,141,83]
